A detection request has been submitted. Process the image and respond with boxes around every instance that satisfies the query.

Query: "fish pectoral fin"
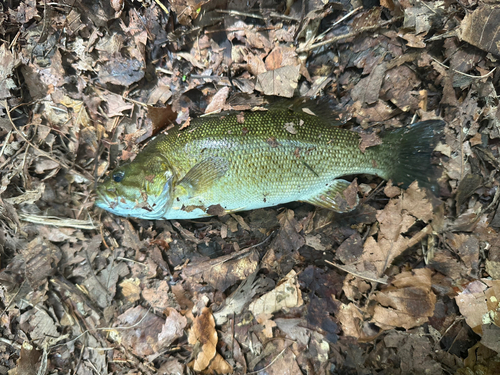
[304,179,359,213]
[178,157,229,197]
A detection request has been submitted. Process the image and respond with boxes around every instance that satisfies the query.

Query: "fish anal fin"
[304,179,359,212]
[178,157,229,197]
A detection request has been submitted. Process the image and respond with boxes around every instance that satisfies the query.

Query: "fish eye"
[112,170,125,183]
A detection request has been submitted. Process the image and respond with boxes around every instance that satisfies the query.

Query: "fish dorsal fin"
[177,157,229,197]
[304,179,359,212]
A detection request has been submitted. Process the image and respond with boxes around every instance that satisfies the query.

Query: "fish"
[95,104,444,220]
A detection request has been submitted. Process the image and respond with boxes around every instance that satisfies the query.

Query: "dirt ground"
[1,0,500,374]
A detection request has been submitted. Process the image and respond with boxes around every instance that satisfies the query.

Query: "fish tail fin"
[383,120,445,194]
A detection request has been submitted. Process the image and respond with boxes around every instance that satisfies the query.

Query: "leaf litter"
[1,0,500,374]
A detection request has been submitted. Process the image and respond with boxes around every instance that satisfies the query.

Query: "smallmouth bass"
[96,106,444,220]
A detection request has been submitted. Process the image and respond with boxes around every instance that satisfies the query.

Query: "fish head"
[95,155,175,219]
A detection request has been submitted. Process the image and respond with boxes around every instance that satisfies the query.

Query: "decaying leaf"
[255,65,301,98]
[0,43,20,99]
[360,182,435,277]
[111,305,186,356]
[460,4,500,56]
[205,87,230,114]
[183,248,259,293]
[249,270,303,316]
[213,271,269,325]
[119,278,141,303]
[455,279,500,335]
[188,307,232,373]
[12,341,42,375]
[371,268,437,330]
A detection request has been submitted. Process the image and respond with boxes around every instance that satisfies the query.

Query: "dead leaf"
[371,268,437,330]
[360,182,434,276]
[205,87,230,114]
[255,65,301,98]
[305,234,327,251]
[256,313,277,338]
[447,233,480,277]
[98,57,144,86]
[111,305,185,356]
[13,341,42,375]
[213,271,270,325]
[351,62,386,105]
[0,43,20,99]
[265,46,298,71]
[188,307,232,373]
[22,237,62,290]
[206,204,226,217]
[120,278,141,303]
[142,280,179,311]
[147,105,177,135]
[20,309,59,347]
[249,270,303,316]
[455,279,500,335]
[274,318,310,346]
[183,248,259,293]
[460,4,500,55]
[158,307,187,350]
[336,302,367,339]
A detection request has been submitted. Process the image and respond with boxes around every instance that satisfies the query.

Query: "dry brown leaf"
[260,345,302,375]
[455,279,500,335]
[351,99,396,125]
[0,43,20,99]
[336,302,366,339]
[276,209,305,251]
[120,278,141,303]
[22,237,62,290]
[249,270,303,316]
[265,46,298,71]
[360,182,434,276]
[274,318,310,346]
[158,307,188,349]
[188,307,217,371]
[371,268,436,330]
[305,234,327,251]
[183,248,259,292]
[359,133,382,153]
[20,309,59,347]
[98,56,145,86]
[351,62,386,105]
[13,342,42,375]
[256,313,277,338]
[141,280,177,311]
[380,65,421,112]
[383,181,402,198]
[255,65,301,98]
[205,87,230,114]
[246,52,267,76]
[99,92,134,117]
[188,307,232,373]
[460,4,500,55]
[112,305,186,356]
[147,105,177,135]
[400,33,426,48]
[213,271,271,325]
[447,233,479,276]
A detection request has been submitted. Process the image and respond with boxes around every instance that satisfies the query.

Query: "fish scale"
[96,107,444,220]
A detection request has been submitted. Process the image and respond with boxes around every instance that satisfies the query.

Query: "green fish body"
[96,106,443,220]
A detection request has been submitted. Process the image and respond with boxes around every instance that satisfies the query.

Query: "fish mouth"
[95,188,116,210]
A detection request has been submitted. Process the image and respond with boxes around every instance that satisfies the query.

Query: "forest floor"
[1,0,500,374]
